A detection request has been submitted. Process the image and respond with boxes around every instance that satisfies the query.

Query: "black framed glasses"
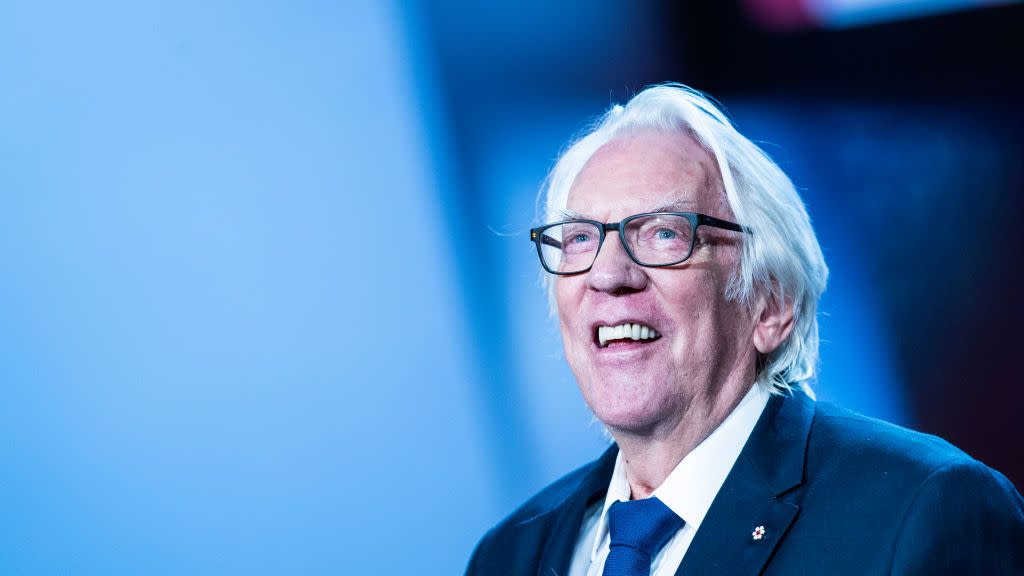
[529,212,749,275]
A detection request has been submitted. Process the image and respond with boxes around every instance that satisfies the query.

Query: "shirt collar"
[590,383,771,561]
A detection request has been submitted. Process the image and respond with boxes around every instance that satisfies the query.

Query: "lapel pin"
[752,525,766,540]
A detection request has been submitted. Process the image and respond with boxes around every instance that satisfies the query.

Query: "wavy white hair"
[540,84,829,396]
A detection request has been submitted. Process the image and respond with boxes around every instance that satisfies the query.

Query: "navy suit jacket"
[467,390,1024,575]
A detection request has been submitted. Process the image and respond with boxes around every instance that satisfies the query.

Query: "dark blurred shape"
[743,0,817,31]
[673,2,1023,101]
[743,0,1019,30]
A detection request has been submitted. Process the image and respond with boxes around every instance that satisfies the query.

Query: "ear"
[752,285,795,355]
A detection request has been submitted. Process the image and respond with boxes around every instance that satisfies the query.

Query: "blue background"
[1,1,1020,574]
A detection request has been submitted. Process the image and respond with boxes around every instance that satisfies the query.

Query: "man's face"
[556,131,755,435]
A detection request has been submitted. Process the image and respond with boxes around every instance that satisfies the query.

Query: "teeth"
[597,323,660,347]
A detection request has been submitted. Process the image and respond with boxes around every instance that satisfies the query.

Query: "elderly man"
[466,84,1023,575]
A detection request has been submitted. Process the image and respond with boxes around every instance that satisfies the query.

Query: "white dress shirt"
[567,384,771,576]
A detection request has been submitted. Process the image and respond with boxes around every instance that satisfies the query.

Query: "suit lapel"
[525,445,618,576]
[675,390,815,576]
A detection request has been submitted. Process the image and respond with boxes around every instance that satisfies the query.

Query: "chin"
[593,407,664,436]
[584,380,670,433]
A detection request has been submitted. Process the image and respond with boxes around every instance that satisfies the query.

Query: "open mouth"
[595,322,661,348]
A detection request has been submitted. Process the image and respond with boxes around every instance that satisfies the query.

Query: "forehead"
[566,131,726,218]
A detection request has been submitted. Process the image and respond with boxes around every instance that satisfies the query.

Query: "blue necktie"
[602,497,685,576]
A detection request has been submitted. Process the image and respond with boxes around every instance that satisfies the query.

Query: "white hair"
[540,83,829,396]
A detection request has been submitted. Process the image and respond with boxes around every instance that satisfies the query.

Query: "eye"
[559,224,600,255]
[656,228,677,240]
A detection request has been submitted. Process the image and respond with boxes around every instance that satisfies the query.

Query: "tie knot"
[606,497,684,557]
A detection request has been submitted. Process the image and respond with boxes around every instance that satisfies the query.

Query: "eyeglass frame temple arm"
[696,214,751,234]
[530,229,564,250]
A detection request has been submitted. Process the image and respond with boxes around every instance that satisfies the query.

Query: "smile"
[596,322,661,348]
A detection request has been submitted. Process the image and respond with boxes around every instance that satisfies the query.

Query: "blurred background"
[1,0,1021,574]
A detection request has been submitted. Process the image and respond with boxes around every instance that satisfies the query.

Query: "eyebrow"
[558,197,698,221]
[646,198,698,213]
[558,208,588,220]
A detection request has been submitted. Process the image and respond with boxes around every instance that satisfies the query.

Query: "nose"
[587,231,648,294]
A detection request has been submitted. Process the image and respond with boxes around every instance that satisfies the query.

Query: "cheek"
[655,270,715,315]
[555,278,583,327]
[659,273,725,355]
[670,286,752,370]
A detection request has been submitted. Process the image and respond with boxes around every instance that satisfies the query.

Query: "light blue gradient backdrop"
[0,2,493,573]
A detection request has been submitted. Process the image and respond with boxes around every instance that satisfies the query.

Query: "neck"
[611,376,754,500]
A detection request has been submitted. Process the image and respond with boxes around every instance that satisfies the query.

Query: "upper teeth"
[598,323,659,347]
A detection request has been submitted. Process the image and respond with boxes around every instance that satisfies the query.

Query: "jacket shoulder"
[767,398,1023,573]
[805,401,1022,530]
[889,448,1024,573]
[809,400,976,475]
